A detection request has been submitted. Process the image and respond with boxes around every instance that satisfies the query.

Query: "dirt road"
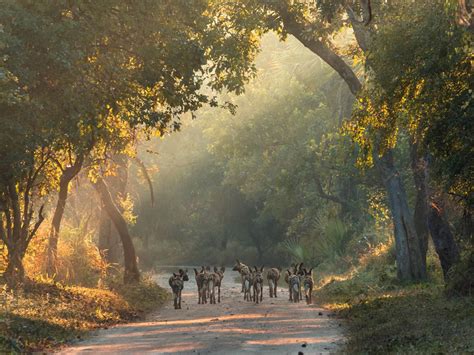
[63,268,344,354]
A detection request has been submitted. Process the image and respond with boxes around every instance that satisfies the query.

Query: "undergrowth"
[314,241,474,353]
[0,276,168,353]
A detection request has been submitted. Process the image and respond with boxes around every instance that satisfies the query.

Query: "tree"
[350,1,471,278]
[0,0,261,284]
[214,0,428,281]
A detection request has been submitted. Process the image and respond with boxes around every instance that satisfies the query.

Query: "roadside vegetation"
[314,244,473,353]
[0,228,168,353]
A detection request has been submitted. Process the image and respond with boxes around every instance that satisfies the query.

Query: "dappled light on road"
[63,269,343,354]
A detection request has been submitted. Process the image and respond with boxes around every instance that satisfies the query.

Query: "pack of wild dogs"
[168,260,314,310]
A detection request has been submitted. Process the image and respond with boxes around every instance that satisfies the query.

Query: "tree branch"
[278,5,362,96]
[132,157,155,206]
[312,172,352,210]
[27,204,45,244]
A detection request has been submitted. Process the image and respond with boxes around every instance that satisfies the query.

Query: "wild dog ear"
[194,268,198,275]
[309,268,313,274]
[173,273,178,277]
[260,266,264,272]
[179,269,184,274]
[221,266,225,272]
[253,266,258,272]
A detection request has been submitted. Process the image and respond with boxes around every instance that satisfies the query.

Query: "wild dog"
[242,272,253,301]
[284,263,298,301]
[201,267,213,304]
[288,269,301,303]
[266,267,281,298]
[168,268,188,310]
[194,266,206,304]
[252,266,264,304]
[208,269,221,304]
[303,268,314,304]
[168,273,183,309]
[232,259,250,293]
[296,262,305,301]
[213,266,225,303]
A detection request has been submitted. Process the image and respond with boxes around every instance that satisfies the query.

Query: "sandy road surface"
[62,268,344,354]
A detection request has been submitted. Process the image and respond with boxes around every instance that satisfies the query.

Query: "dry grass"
[313,244,474,353]
[0,278,168,352]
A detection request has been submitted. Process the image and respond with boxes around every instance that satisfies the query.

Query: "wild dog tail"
[268,279,274,290]
[244,279,250,290]
[209,279,214,290]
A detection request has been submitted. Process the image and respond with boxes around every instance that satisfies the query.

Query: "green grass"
[0,277,169,352]
[314,253,474,353]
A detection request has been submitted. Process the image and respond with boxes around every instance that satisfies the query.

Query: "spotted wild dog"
[288,269,301,303]
[266,267,281,298]
[252,266,264,304]
[303,268,314,304]
[284,263,298,301]
[296,262,305,301]
[194,266,206,304]
[213,266,225,303]
[243,272,253,301]
[208,269,221,304]
[232,259,250,293]
[169,272,185,309]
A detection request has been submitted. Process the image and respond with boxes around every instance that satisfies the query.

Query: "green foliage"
[132,34,372,267]
[348,0,472,204]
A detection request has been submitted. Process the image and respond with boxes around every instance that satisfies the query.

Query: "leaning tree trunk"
[97,155,127,265]
[375,150,427,281]
[46,157,83,276]
[98,203,121,265]
[93,178,139,284]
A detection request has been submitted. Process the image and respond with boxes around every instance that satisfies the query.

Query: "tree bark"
[98,203,121,265]
[279,7,362,96]
[375,150,427,281]
[46,156,83,276]
[97,155,128,265]
[4,247,25,285]
[428,201,460,280]
[93,178,139,284]
[410,143,430,266]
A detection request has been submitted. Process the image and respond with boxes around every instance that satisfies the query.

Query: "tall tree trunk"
[410,143,460,280]
[93,178,139,284]
[46,157,83,276]
[375,150,427,281]
[98,203,121,265]
[4,247,25,285]
[410,143,430,266]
